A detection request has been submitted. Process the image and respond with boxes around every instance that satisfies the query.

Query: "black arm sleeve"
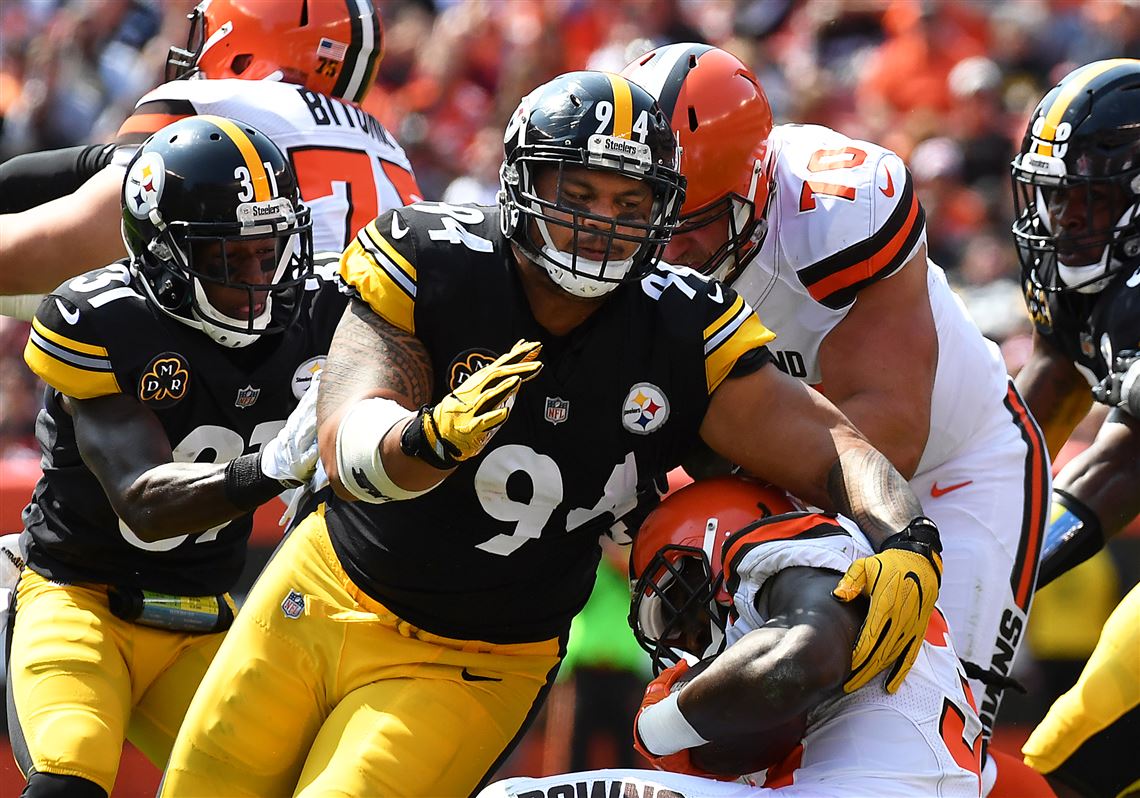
[0,144,117,212]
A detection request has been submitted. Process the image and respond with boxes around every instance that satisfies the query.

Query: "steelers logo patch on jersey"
[124,151,165,220]
[622,382,670,435]
[292,356,325,399]
[449,348,498,389]
[138,352,189,407]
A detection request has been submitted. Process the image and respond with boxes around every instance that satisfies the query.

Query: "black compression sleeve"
[0,144,117,212]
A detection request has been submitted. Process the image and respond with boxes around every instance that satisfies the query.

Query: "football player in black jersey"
[8,116,345,798]
[164,72,944,797]
[1011,59,1140,798]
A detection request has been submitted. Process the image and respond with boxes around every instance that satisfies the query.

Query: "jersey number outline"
[291,147,422,249]
[473,447,638,556]
[799,147,868,212]
[118,422,285,552]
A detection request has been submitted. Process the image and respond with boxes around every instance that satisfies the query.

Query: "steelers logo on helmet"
[498,71,686,299]
[121,115,315,350]
[125,152,166,221]
[622,382,669,435]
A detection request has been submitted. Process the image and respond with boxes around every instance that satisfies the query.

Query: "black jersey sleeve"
[337,209,420,334]
[0,144,117,212]
[644,266,777,395]
[23,279,127,400]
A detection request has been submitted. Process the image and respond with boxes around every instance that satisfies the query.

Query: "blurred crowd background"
[1,0,1138,792]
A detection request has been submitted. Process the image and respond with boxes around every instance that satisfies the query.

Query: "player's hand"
[261,374,322,487]
[833,517,943,694]
[634,661,707,777]
[403,340,542,468]
[1092,349,1139,416]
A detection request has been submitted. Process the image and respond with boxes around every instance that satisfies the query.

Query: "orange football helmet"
[622,44,774,282]
[166,0,383,104]
[630,475,798,674]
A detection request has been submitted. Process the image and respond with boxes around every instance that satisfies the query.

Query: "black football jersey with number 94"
[327,203,775,643]
[21,258,347,595]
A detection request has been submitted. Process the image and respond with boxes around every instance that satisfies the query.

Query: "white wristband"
[335,397,438,503]
[636,690,709,756]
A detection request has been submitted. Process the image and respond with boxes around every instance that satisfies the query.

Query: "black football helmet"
[122,115,313,348]
[1012,58,1140,294]
[498,71,686,298]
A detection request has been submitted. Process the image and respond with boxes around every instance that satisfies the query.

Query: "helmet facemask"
[500,139,683,299]
[1012,154,1140,294]
[131,195,313,349]
[630,540,730,676]
[672,167,772,284]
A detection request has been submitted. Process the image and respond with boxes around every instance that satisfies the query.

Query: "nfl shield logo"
[544,397,569,425]
[235,384,261,409]
[281,590,305,619]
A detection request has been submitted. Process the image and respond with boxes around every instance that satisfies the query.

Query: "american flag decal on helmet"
[317,38,348,62]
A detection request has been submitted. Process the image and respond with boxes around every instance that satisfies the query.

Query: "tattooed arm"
[698,360,923,548]
[317,298,446,500]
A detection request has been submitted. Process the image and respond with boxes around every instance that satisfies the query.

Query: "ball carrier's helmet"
[1011,58,1140,294]
[629,476,798,675]
[622,43,774,283]
[498,71,686,299]
[166,0,383,105]
[122,115,313,348]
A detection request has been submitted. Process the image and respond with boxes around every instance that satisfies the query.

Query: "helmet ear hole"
[230,53,253,75]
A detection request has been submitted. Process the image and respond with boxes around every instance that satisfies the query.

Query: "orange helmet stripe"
[198,115,270,201]
[1036,58,1137,155]
[604,73,634,139]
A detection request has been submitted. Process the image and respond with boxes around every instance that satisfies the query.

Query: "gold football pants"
[8,568,225,793]
[1023,581,1140,797]
[162,507,564,797]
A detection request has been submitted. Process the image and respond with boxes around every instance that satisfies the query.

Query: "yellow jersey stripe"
[199,114,270,201]
[605,73,634,139]
[1037,59,1136,155]
[364,222,418,284]
[31,317,108,357]
[24,339,120,399]
[338,235,416,334]
[703,295,753,346]
[704,303,775,394]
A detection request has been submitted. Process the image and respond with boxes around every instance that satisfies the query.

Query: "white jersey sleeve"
[720,510,984,796]
[115,78,422,253]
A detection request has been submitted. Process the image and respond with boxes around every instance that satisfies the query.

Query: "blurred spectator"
[909,136,987,271]
[857,0,988,153]
[947,55,1015,187]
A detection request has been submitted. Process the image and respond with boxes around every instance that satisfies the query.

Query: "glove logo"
[291,357,325,400]
[235,384,261,409]
[448,348,498,390]
[622,382,670,435]
[138,353,190,408]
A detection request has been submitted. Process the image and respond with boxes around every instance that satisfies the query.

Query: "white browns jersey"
[723,512,984,796]
[732,124,1011,473]
[113,78,422,253]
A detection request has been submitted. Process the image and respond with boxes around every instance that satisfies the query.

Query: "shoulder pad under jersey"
[769,124,927,309]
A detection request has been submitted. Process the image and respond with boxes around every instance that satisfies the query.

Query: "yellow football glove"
[401,339,542,468]
[832,517,943,694]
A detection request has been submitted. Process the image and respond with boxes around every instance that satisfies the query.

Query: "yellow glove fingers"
[832,558,869,603]
[463,374,523,417]
[885,636,924,694]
